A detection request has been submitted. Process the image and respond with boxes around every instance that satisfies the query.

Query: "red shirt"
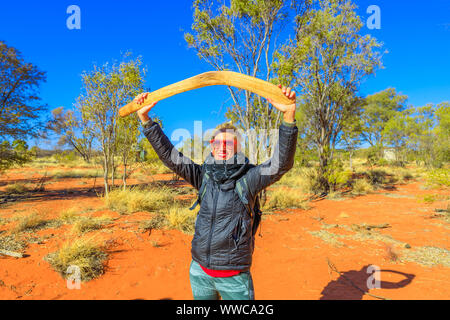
[200,264,241,277]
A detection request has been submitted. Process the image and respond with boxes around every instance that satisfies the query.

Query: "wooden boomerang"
[118,71,295,118]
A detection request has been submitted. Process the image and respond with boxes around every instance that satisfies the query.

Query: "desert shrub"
[13,213,50,233]
[422,194,436,204]
[279,166,307,188]
[324,159,352,191]
[45,237,108,281]
[59,207,80,223]
[383,167,416,184]
[164,206,198,235]
[366,147,381,166]
[105,185,175,214]
[389,160,407,167]
[71,216,113,234]
[139,212,167,233]
[351,179,374,195]
[367,169,390,186]
[144,160,172,175]
[300,167,322,195]
[52,150,79,164]
[263,187,309,210]
[376,158,389,166]
[425,168,450,188]
[5,183,30,194]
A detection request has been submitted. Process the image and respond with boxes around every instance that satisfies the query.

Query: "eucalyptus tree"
[75,53,146,195]
[185,0,311,163]
[274,0,384,192]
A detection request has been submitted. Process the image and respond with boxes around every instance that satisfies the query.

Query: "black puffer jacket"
[142,120,298,271]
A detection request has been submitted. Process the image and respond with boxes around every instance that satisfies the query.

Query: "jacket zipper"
[206,182,219,268]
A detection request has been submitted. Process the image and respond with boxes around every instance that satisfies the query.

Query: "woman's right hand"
[134,92,157,123]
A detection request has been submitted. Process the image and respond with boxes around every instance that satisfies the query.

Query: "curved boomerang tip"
[119,71,295,118]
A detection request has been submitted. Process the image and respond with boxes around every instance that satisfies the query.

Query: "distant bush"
[425,168,450,188]
[53,150,79,164]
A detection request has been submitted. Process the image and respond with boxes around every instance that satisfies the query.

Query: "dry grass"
[400,246,450,267]
[49,169,112,179]
[0,234,27,252]
[309,229,345,247]
[138,205,198,235]
[45,237,108,281]
[143,161,172,175]
[139,212,167,233]
[105,185,175,214]
[309,223,403,248]
[279,166,331,196]
[4,183,30,194]
[309,222,450,268]
[59,207,80,223]
[164,206,197,235]
[351,179,374,195]
[71,216,113,235]
[13,212,51,233]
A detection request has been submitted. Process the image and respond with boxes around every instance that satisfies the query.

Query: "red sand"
[0,167,449,300]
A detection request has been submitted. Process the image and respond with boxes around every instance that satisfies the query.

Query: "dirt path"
[0,167,449,300]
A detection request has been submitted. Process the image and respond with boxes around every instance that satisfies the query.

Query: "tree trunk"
[349,149,353,171]
[122,155,127,190]
[103,153,109,197]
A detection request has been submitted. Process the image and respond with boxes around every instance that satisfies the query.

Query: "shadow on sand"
[320,265,415,300]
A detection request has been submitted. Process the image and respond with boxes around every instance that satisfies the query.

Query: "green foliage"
[75,52,147,195]
[53,149,79,164]
[425,168,450,188]
[323,158,352,191]
[273,0,384,193]
[0,41,48,169]
[0,139,34,171]
[47,107,94,163]
[361,88,408,149]
[185,0,310,163]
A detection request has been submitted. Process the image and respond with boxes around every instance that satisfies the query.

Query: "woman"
[134,85,298,300]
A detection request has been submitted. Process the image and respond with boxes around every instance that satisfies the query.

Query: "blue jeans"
[189,260,255,300]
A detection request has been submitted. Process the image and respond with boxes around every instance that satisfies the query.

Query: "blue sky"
[1,0,449,149]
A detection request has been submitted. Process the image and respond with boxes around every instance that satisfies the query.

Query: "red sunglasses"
[210,138,237,149]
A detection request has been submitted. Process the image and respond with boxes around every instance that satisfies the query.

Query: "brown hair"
[211,121,243,144]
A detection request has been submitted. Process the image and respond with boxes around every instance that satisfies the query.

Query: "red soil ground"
[0,166,449,300]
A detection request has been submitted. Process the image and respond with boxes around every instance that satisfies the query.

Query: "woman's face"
[211,132,239,161]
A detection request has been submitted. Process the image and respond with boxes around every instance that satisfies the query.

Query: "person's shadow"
[320,265,415,300]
